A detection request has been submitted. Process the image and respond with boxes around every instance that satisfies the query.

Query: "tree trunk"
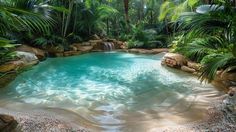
[140,0,144,21]
[106,18,109,36]
[123,0,129,23]
[73,1,78,33]
[123,0,130,33]
[63,0,74,37]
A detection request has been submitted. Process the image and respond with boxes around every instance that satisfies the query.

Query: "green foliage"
[0,38,16,64]
[0,0,54,64]
[33,35,63,46]
[159,1,175,21]
[71,0,118,38]
[200,53,236,82]
[159,0,200,22]
[126,23,167,49]
[0,0,54,35]
[172,1,236,82]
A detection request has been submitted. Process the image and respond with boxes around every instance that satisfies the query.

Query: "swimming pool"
[0,52,222,131]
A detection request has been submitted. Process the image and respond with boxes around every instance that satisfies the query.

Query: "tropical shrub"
[172,0,236,82]
[0,0,54,64]
[127,24,156,49]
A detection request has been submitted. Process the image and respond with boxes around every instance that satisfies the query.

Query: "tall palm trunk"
[140,0,144,21]
[123,0,129,23]
[73,1,78,33]
[123,0,130,33]
[61,0,74,48]
[106,18,109,36]
[63,0,74,37]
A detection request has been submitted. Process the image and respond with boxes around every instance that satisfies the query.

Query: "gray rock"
[16,51,39,65]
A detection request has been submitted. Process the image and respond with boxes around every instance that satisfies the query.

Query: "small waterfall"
[103,42,115,51]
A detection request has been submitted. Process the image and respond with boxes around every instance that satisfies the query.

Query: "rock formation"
[0,114,18,132]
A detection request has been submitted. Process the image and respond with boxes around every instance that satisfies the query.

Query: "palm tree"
[77,0,118,36]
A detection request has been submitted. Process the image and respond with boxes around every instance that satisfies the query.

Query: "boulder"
[16,45,46,61]
[0,73,17,88]
[44,45,64,53]
[215,71,236,82]
[128,48,169,54]
[0,63,15,73]
[0,114,18,132]
[228,86,236,96]
[54,53,64,57]
[163,58,177,68]
[128,49,139,53]
[92,42,103,50]
[116,41,124,46]
[151,48,169,54]
[63,51,81,57]
[77,46,93,53]
[71,43,81,49]
[163,53,187,68]
[116,41,126,49]
[181,66,196,73]
[222,87,236,113]
[90,42,97,47]
[212,80,229,91]
[86,40,126,50]
[128,49,153,54]
[81,42,90,46]
[91,34,100,40]
[69,45,77,51]
[89,39,103,43]
[72,44,93,53]
[120,45,127,49]
[107,39,116,42]
[0,60,24,73]
[90,40,103,49]
[16,51,39,66]
[187,61,201,71]
[213,71,236,90]
[220,72,236,82]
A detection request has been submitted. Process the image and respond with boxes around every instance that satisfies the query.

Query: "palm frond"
[199,53,236,82]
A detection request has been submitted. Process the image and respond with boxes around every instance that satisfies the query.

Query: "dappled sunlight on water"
[0,52,224,131]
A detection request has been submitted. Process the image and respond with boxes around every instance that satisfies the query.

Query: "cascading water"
[103,42,115,51]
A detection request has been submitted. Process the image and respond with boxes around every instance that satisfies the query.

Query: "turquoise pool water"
[0,52,222,131]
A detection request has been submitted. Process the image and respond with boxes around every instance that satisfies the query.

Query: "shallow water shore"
[160,97,236,131]
[0,102,93,132]
[0,95,235,132]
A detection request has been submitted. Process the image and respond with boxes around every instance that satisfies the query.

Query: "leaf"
[196,4,224,14]
[199,53,236,82]
[158,1,174,21]
[188,0,198,8]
